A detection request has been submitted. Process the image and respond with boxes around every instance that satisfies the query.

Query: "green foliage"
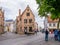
[36,0,60,29]
[36,0,60,19]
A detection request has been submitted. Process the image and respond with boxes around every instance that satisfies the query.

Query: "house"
[44,15,59,33]
[0,8,4,34]
[16,5,35,34]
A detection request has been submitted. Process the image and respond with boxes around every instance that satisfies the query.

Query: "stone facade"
[16,5,35,34]
[0,8,4,34]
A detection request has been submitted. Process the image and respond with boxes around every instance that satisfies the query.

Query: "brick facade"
[0,8,4,34]
[16,5,35,34]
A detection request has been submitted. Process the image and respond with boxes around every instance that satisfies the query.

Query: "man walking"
[54,29,58,41]
[58,30,60,41]
[45,29,49,41]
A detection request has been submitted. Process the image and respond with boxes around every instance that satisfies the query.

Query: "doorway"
[29,27,32,32]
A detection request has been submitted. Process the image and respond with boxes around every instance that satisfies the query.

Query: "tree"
[36,0,60,30]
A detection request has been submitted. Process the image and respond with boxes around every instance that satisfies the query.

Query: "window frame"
[49,23,51,27]
[26,13,30,16]
[29,19,32,23]
[24,19,27,23]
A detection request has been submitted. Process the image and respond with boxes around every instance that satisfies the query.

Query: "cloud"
[0,0,44,28]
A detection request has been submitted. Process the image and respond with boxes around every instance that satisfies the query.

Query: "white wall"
[47,23,58,29]
[4,21,15,32]
[10,23,14,32]
[13,21,16,32]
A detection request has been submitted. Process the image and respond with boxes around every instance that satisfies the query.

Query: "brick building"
[16,5,35,34]
[0,8,4,34]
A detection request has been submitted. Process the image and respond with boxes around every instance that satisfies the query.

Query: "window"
[24,27,27,32]
[29,19,32,23]
[49,23,51,26]
[20,18,21,21]
[26,13,30,16]
[29,27,32,32]
[24,27,27,30]
[53,23,55,26]
[20,27,22,31]
[20,27,22,30]
[24,19,27,23]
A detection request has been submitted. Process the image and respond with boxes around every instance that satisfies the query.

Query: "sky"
[0,0,44,28]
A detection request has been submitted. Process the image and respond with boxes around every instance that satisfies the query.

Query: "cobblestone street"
[0,32,60,45]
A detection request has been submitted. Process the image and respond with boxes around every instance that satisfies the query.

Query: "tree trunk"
[44,17,48,31]
[57,18,60,30]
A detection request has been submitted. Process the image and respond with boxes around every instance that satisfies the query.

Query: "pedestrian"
[35,29,37,35]
[45,29,49,41]
[24,29,27,34]
[54,29,58,41]
[58,30,60,42]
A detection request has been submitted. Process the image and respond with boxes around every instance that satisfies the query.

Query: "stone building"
[16,5,35,34]
[0,8,4,34]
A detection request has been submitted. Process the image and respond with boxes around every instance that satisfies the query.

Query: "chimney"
[27,5,29,7]
[19,9,21,15]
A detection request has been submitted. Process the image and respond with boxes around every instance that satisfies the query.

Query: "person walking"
[45,29,49,41]
[54,29,58,41]
[58,30,60,41]
[24,29,27,34]
[35,29,37,35]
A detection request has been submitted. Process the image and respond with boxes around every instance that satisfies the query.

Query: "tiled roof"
[47,16,59,23]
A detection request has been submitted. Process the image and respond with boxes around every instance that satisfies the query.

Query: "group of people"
[45,29,60,41]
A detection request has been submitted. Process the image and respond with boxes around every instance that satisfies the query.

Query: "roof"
[5,19,13,22]
[47,16,59,23]
[21,5,35,17]
[16,5,35,21]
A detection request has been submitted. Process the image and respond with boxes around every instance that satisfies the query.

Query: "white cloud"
[0,0,44,28]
